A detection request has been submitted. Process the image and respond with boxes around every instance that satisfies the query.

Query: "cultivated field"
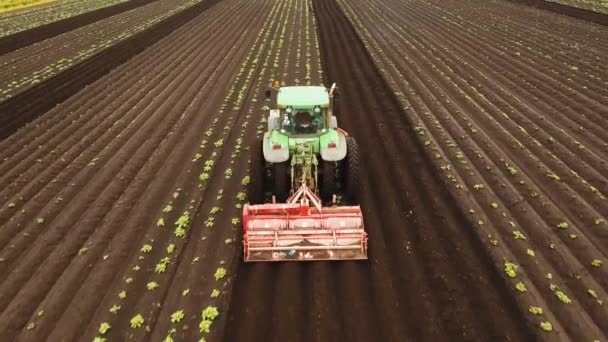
[0,0,606,341]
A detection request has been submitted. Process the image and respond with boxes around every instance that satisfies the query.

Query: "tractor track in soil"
[223,0,532,341]
[0,0,160,55]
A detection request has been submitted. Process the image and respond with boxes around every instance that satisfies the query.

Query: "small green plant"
[199,306,220,333]
[202,306,219,320]
[162,205,173,213]
[109,305,121,314]
[99,322,111,334]
[118,291,126,299]
[513,231,526,240]
[214,267,226,280]
[141,244,152,253]
[504,261,518,278]
[591,259,603,267]
[515,282,527,292]
[157,218,165,227]
[556,222,568,229]
[540,321,552,332]
[171,310,185,323]
[555,291,571,304]
[130,314,144,328]
[167,244,175,254]
[506,163,517,175]
[156,262,167,274]
[528,306,543,315]
[175,227,186,237]
[473,184,484,190]
[211,289,220,298]
[147,282,159,291]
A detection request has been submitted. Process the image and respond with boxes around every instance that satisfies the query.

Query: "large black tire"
[247,139,265,204]
[321,160,339,203]
[271,161,290,202]
[344,136,360,203]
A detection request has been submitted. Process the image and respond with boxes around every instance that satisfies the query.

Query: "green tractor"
[249,82,360,204]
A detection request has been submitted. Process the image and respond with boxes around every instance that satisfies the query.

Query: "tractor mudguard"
[320,129,347,162]
[263,131,289,163]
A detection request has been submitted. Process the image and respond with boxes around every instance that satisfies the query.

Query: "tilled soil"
[0,0,606,340]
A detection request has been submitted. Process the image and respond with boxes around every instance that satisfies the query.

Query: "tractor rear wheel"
[344,136,360,203]
[271,161,290,202]
[247,139,265,204]
[321,160,339,203]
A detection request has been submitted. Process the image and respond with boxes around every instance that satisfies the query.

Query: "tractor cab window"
[280,106,325,134]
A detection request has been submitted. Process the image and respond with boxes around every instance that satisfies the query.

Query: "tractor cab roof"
[277,86,329,108]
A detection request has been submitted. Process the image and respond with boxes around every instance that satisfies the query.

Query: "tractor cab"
[272,85,333,136]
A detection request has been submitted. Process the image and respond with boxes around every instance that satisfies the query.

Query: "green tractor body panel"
[268,130,290,150]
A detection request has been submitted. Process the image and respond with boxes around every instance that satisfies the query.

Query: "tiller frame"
[243,183,368,262]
